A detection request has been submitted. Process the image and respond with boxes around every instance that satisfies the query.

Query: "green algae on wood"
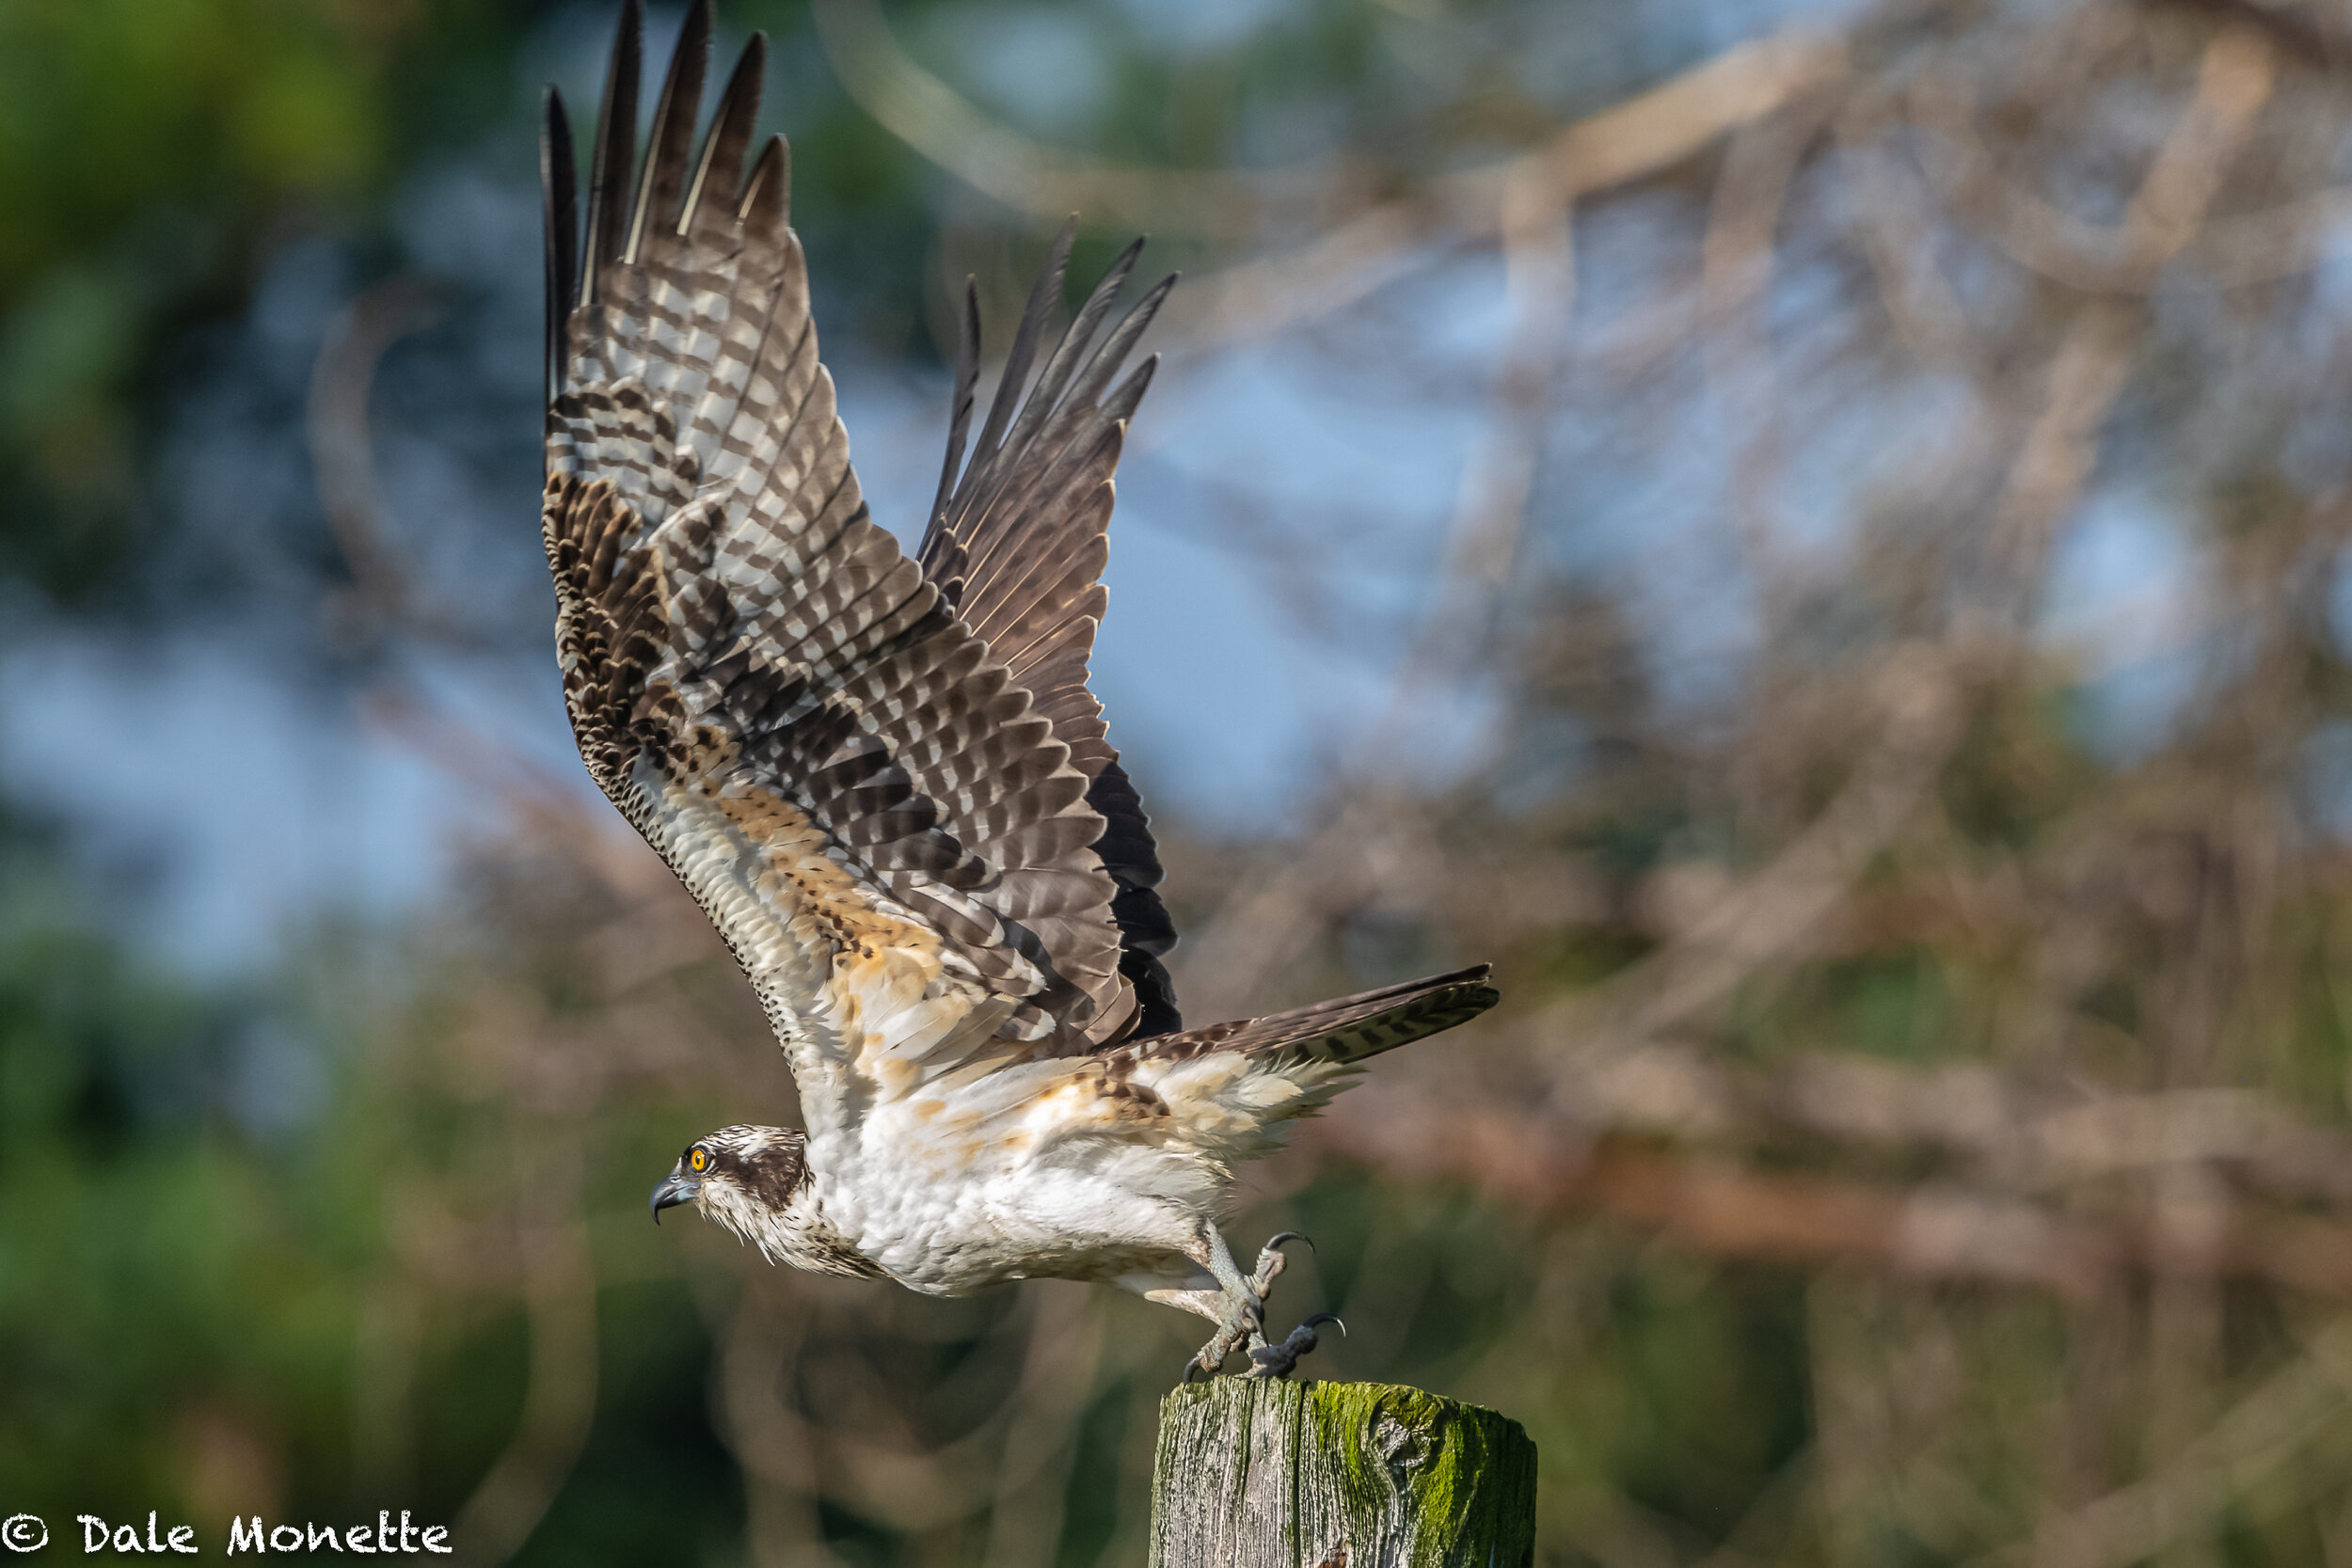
[1149,1380,1536,1568]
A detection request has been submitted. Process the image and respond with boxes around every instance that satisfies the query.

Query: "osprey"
[538,0,1498,1377]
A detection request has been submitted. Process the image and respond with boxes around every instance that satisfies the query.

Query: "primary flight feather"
[539,0,1498,1377]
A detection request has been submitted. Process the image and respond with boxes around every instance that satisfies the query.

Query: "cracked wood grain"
[1149,1380,1535,1568]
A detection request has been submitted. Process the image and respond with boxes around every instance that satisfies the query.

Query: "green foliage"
[0,0,407,600]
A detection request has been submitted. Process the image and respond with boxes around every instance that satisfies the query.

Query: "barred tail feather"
[1096,966,1497,1168]
[1243,965,1500,1066]
[1111,964,1499,1073]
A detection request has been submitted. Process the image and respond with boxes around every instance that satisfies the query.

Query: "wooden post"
[1149,1379,1536,1568]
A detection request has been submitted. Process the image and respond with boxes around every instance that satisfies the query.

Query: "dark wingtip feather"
[736,134,790,231]
[1071,272,1176,408]
[930,277,984,530]
[1012,233,1148,442]
[540,85,579,404]
[1085,237,1149,320]
[627,0,711,262]
[1104,353,1158,424]
[681,31,767,236]
[580,0,644,305]
[969,220,1079,471]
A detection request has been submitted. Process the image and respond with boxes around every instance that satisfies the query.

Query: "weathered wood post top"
[1150,1379,1537,1568]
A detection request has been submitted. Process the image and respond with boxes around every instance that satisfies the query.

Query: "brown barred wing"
[919,225,1183,1041]
[538,2,1138,1092]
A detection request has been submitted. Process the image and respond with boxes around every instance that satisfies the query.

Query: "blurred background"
[11,0,2352,1561]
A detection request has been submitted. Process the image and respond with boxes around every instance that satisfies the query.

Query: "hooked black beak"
[650,1162,697,1224]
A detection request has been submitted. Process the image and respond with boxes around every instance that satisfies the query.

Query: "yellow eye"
[689,1147,708,1173]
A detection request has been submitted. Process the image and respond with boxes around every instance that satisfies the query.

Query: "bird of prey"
[538,0,1498,1378]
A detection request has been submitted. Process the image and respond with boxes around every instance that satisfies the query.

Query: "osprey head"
[647,1125,876,1277]
[650,1124,806,1228]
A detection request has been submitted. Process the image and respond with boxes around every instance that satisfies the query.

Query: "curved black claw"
[1244,1313,1346,1380]
[1250,1232,1314,1296]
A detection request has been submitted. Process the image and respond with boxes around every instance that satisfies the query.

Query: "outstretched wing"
[919,226,1184,1038]
[540,2,1142,1151]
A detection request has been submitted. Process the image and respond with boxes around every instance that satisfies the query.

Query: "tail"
[1093,966,1496,1168]
[1126,964,1500,1069]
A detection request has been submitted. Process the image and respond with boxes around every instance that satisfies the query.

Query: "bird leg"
[1240,1233,1336,1379]
[1181,1226,1267,1380]
[1181,1229,1329,1380]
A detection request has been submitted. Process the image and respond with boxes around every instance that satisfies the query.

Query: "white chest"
[813,1134,1216,1293]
